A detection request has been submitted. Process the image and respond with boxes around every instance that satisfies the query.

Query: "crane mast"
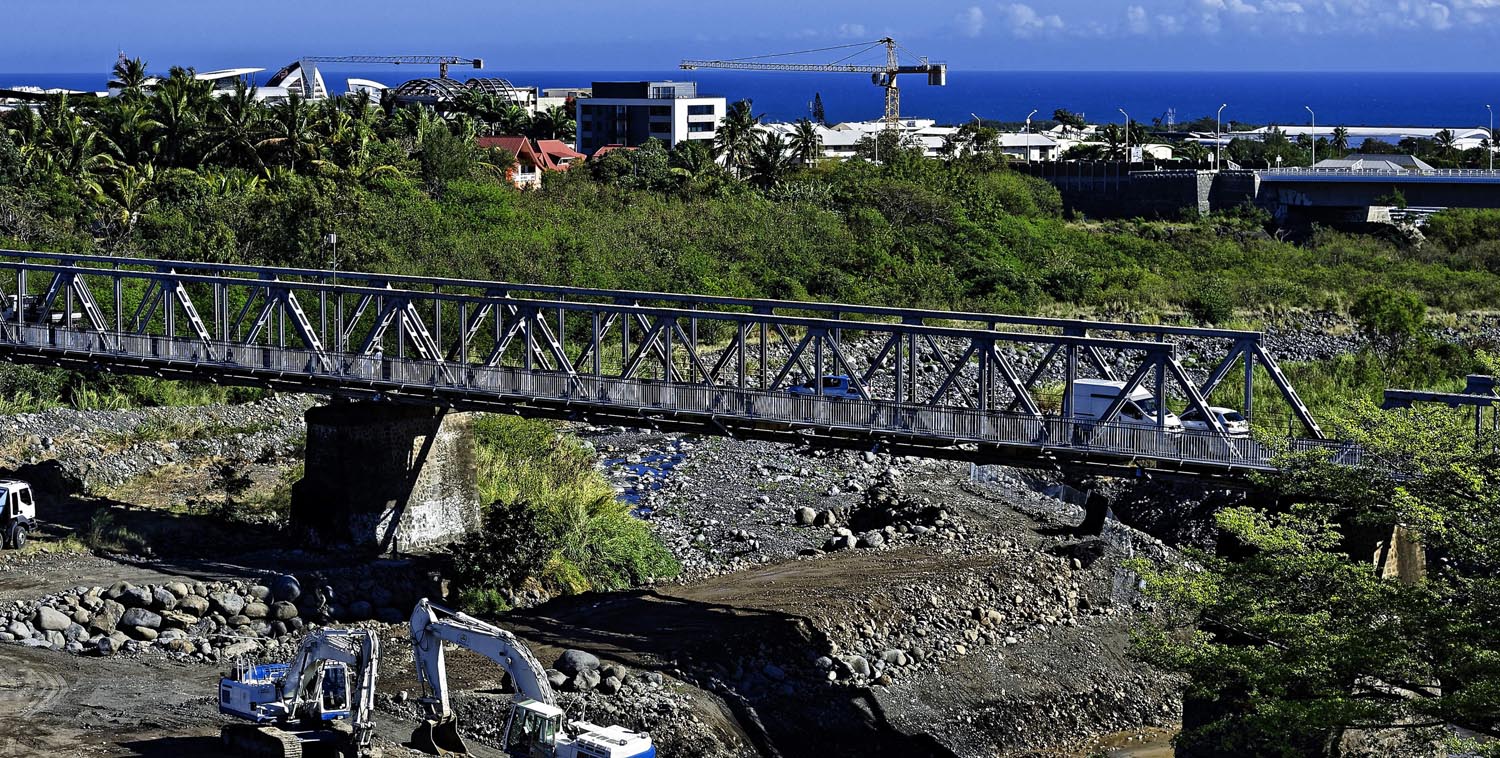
[681,37,946,128]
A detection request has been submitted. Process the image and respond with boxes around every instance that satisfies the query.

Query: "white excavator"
[218,628,382,758]
[408,598,656,758]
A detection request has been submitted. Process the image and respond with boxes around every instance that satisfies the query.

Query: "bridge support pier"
[291,402,480,554]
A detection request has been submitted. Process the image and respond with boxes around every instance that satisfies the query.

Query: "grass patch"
[81,509,151,554]
[452,415,679,607]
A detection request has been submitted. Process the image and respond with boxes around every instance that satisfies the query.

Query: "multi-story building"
[574,81,724,155]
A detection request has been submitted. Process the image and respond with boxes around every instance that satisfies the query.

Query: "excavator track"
[221,723,305,758]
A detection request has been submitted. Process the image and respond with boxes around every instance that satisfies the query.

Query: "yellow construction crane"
[681,37,946,127]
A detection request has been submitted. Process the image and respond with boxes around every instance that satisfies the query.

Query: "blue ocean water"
[7,69,1500,129]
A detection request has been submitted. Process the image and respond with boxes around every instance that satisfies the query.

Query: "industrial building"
[574,81,724,155]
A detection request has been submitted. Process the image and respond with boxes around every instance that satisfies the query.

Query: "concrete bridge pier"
[291,402,481,554]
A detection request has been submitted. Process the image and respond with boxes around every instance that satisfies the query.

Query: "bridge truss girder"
[0,251,1331,471]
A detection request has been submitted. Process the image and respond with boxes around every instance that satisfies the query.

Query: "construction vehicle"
[218,628,381,758]
[0,480,35,550]
[408,598,655,758]
[682,37,945,127]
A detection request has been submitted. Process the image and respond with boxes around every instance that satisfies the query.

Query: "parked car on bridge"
[787,375,864,400]
[1180,406,1251,437]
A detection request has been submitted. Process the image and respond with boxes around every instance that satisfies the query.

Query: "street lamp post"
[1119,107,1131,165]
[1305,105,1316,165]
[1025,109,1038,164]
[1216,103,1227,169]
[1488,105,1494,171]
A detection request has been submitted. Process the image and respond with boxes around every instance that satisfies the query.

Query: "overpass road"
[0,250,1357,480]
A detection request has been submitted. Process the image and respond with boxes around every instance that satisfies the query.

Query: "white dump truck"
[1069,379,1183,433]
[0,480,36,550]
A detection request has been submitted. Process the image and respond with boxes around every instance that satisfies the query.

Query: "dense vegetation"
[1134,406,1500,757]
[2,62,1499,321]
[448,415,679,612]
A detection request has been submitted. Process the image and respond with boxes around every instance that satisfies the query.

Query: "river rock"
[177,595,209,617]
[119,586,152,609]
[151,587,177,611]
[242,602,270,620]
[220,640,260,659]
[270,602,298,622]
[211,592,245,617]
[571,669,602,692]
[34,607,71,632]
[120,607,162,630]
[247,585,271,602]
[598,675,622,695]
[556,649,601,676]
[794,506,816,525]
[271,575,301,603]
[165,582,189,599]
[89,600,125,635]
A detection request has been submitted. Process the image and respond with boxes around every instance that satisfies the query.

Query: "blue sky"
[4,0,1497,72]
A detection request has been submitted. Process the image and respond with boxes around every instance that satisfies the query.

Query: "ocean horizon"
[7,68,1500,130]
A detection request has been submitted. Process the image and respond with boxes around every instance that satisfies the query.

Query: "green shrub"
[451,416,679,606]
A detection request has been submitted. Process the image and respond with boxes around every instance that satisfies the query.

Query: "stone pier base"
[291,403,480,553]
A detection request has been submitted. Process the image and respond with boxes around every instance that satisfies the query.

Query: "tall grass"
[458,415,679,601]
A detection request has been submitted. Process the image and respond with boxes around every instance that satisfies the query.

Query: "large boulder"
[6,620,31,639]
[165,582,190,599]
[220,640,259,659]
[242,602,270,620]
[150,587,177,611]
[128,626,158,642]
[119,586,152,609]
[88,600,125,635]
[555,649,601,677]
[247,585,271,602]
[210,592,245,617]
[120,607,162,631]
[160,610,199,630]
[570,669,602,692]
[96,632,129,656]
[33,607,71,632]
[270,575,301,604]
[176,595,210,617]
[270,602,298,622]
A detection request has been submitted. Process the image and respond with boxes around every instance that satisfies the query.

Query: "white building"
[759,119,1062,162]
[575,81,724,155]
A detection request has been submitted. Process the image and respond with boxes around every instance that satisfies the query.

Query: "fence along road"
[0,250,1354,480]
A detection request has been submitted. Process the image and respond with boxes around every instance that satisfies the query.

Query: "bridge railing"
[1259,167,1500,179]
[5,323,1362,472]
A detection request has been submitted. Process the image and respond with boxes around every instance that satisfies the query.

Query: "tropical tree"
[110,56,151,102]
[1176,140,1211,165]
[150,67,214,167]
[258,92,322,171]
[205,80,263,169]
[714,99,759,175]
[99,163,157,231]
[1435,128,1458,164]
[788,118,822,166]
[745,133,795,189]
[1331,126,1350,157]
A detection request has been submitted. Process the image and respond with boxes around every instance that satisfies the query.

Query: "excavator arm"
[408,598,555,754]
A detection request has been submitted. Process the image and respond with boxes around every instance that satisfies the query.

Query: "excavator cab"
[317,662,351,719]
[503,700,562,757]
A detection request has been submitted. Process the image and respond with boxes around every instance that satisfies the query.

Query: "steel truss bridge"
[0,250,1354,479]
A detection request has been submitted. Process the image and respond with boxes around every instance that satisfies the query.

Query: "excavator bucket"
[411,716,469,755]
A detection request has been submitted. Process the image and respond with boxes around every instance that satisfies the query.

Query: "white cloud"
[1262,0,1305,12]
[956,6,986,37]
[1002,3,1065,36]
[1126,4,1153,33]
[836,23,867,39]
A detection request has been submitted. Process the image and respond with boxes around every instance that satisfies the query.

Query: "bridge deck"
[0,323,1357,480]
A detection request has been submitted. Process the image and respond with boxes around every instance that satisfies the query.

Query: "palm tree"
[151,68,214,167]
[41,98,117,185]
[100,98,162,166]
[1098,123,1127,161]
[1331,126,1350,157]
[788,118,822,166]
[1435,129,1458,163]
[110,56,151,102]
[100,164,157,230]
[714,99,759,176]
[205,80,264,169]
[258,92,322,171]
[1176,141,1210,165]
[745,133,795,189]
